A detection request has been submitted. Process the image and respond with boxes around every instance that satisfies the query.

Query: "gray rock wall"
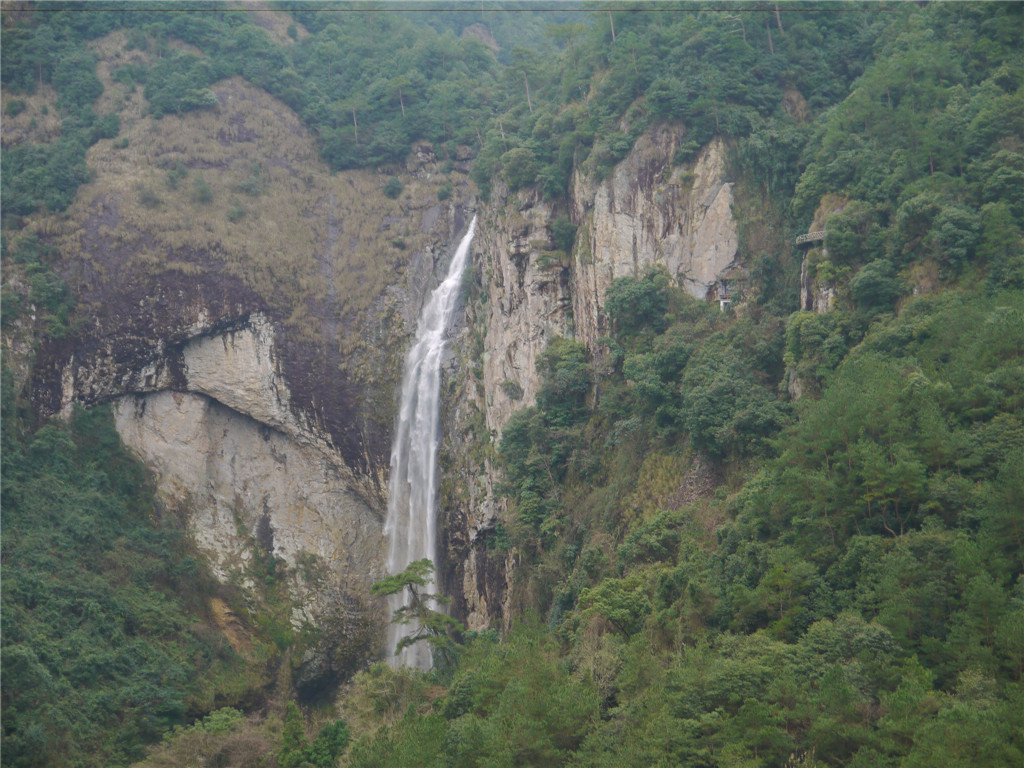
[443,128,743,631]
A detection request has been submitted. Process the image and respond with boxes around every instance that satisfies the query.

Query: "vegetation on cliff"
[1,2,1022,767]
[0,383,278,766]
[324,4,1024,768]
[349,283,1023,768]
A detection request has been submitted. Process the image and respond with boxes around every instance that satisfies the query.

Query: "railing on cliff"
[795,230,827,246]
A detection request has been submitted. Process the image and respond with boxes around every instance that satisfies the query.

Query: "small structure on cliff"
[795,230,827,247]
[712,265,748,311]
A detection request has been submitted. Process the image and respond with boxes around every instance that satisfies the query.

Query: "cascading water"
[384,215,477,669]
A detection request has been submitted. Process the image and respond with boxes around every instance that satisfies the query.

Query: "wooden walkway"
[795,230,826,246]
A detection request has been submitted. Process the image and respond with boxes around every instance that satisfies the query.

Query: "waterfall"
[383,215,477,669]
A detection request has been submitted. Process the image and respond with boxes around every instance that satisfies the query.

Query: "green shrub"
[550,217,576,253]
[383,176,403,199]
[165,161,187,189]
[193,174,213,204]
[137,183,162,209]
[5,98,27,117]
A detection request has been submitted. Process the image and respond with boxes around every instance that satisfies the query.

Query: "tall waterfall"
[384,215,477,669]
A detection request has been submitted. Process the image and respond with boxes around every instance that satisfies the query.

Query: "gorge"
[2,4,1022,767]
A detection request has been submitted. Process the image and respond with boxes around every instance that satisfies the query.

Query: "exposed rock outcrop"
[442,128,744,631]
[571,130,741,348]
[478,189,575,435]
[799,194,847,314]
[13,70,477,686]
[96,312,389,686]
[114,385,382,689]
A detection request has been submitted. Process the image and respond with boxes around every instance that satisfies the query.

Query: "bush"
[605,268,670,338]
[550,217,576,253]
[91,111,119,141]
[165,161,187,189]
[137,183,162,209]
[5,99,27,117]
[193,174,213,204]
[536,337,591,428]
[383,176,403,199]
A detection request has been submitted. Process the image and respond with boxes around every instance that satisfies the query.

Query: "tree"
[510,46,540,114]
[681,348,786,458]
[546,22,586,71]
[536,337,591,428]
[930,205,981,273]
[850,259,904,314]
[336,93,369,144]
[605,268,670,338]
[579,573,652,639]
[500,147,538,191]
[389,74,409,117]
[278,701,309,768]
[978,202,1024,288]
[372,560,463,660]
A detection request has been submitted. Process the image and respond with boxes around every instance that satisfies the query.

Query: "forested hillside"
[2,2,1022,767]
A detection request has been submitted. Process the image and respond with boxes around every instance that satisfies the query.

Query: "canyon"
[15,84,742,684]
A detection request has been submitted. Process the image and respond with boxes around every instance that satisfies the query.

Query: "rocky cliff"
[571,130,741,348]
[9,66,477,688]
[441,126,743,629]
[7,58,740,668]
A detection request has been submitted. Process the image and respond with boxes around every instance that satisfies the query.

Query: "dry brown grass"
[209,597,253,655]
[1,84,62,147]
[134,710,281,768]
[627,452,691,523]
[10,28,463,348]
[335,663,433,741]
[90,29,153,121]
[239,1,310,44]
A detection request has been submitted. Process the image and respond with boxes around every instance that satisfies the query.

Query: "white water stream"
[384,215,477,669]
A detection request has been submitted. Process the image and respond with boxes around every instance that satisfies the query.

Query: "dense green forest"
[2,2,1023,767]
[0,388,271,765]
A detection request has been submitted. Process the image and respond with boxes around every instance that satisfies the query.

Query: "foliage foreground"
[341,284,1024,768]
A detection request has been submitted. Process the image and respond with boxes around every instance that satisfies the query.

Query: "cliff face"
[442,127,742,629]
[108,314,382,591]
[9,66,739,666]
[571,130,740,348]
[439,186,573,630]
[13,70,477,686]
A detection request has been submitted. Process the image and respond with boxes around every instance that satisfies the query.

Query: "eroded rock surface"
[571,130,741,348]
[113,390,381,594]
[442,129,744,631]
